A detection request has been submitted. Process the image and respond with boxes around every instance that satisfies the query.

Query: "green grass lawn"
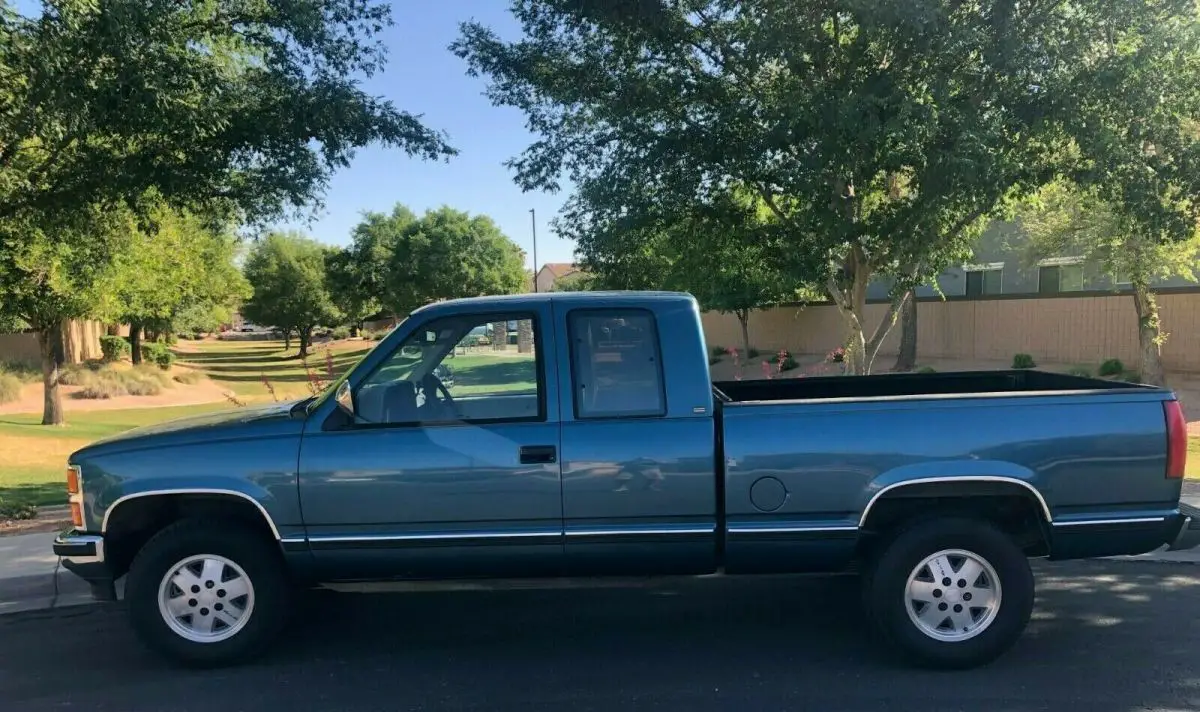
[178,338,373,400]
[1188,438,1200,479]
[0,403,233,508]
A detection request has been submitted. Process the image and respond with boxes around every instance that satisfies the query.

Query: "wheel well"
[858,482,1050,558]
[103,494,278,579]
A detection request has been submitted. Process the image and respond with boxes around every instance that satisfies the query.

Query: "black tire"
[863,517,1034,670]
[125,518,292,667]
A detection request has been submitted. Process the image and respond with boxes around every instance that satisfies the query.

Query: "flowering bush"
[825,346,846,363]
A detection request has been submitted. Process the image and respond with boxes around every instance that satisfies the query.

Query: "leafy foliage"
[0,0,454,231]
[344,204,529,316]
[243,232,342,356]
[99,335,131,363]
[455,0,1200,375]
[1012,354,1037,369]
[1099,359,1126,378]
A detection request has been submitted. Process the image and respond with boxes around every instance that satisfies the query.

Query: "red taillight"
[1165,400,1188,479]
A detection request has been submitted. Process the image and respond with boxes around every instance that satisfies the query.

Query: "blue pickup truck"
[55,291,1198,669]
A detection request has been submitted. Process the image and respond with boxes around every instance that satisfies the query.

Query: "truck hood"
[72,400,308,460]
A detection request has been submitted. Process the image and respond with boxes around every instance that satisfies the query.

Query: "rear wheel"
[863,517,1033,669]
[125,519,291,667]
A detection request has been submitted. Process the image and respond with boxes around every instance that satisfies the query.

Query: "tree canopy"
[344,204,529,317]
[455,0,1200,374]
[0,0,455,232]
[243,231,341,357]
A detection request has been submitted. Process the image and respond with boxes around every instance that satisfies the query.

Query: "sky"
[277,2,577,269]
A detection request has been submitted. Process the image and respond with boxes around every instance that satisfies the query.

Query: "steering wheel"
[420,373,457,419]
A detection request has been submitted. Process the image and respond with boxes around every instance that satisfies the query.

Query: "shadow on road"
[1,561,1198,711]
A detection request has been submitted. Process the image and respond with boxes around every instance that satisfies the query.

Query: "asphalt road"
[1,560,1198,712]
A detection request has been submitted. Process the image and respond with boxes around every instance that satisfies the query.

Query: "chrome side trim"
[306,530,560,543]
[859,476,1053,528]
[1051,516,1166,527]
[566,526,715,537]
[727,524,858,534]
[101,489,282,540]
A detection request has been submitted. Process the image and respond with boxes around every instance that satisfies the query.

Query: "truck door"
[554,301,718,575]
[297,305,563,580]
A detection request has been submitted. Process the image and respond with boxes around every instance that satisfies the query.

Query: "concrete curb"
[0,566,101,616]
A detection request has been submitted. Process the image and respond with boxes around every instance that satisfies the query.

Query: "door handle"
[519,445,557,464]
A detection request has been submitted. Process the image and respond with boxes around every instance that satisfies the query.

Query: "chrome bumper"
[1167,503,1200,552]
[53,530,105,566]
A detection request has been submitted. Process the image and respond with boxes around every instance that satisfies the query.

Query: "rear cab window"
[567,309,666,419]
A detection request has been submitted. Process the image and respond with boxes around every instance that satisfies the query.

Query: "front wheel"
[863,517,1034,669]
[125,519,292,667]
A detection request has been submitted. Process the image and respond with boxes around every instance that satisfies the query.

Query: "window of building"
[1037,257,1086,294]
[963,263,1004,297]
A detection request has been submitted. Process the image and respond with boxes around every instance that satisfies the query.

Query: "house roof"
[539,263,579,278]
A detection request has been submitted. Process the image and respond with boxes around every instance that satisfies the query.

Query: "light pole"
[529,208,539,292]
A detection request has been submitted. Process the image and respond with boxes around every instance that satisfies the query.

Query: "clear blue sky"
[279,2,577,269]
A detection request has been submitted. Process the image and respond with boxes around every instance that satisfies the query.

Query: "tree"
[107,205,249,363]
[323,206,419,332]
[1013,182,1200,385]
[243,232,341,357]
[346,205,529,316]
[0,207,134,424]
[1,0,454,229]
[564,188,810,356]
[455,0,1199,375]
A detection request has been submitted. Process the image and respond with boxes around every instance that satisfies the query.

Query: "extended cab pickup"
[55,291,1199,668]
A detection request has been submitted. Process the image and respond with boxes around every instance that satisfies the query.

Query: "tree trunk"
[37,322,66,426]
[283,328,292,350]
[129,321,143,365]
[298,326,312,358]
[892,291,918,372]
[827,257,910,376]
[737,309,752,358]
[1132,281,1166,386]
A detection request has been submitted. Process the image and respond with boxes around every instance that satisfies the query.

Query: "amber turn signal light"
[66,465,80,495]
[70,501,83,528]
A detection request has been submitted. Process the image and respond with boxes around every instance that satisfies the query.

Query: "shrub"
[75,379,127,399]
[331,325,351,340]
[826,346,846,363]
[1011,353,1036,369]
[771,352,799,372]
[173,370,205,385]
[917,366,938,374]
[140,342,175,370]
[0,496,37,520]
[0,372,21,404]
[710,345,725,358]
[708,356,721,366]
[99,335,130,363]
[1098,358,1125,377]
[0,360,41,382]
[58,366,98,387]
[1120,370,1143,384]
[747,347,762,358]
[123,375,164,396]
[1067,366,1093,378]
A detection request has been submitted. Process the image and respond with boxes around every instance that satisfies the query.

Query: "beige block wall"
[701,293,1200,372]
[0,320,105,367]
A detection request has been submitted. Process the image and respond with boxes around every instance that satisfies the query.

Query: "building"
[867,221,1196,300]
[532,263,585,293]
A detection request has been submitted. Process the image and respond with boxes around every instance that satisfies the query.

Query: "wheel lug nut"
[214,603,224,612]
[963,592,973,601]
[205,581,215,589]
[217,589,226,598]
[938,602,948,611]
[953,604,963,613]
[190,585,200,594]
[957,579,967,588]
[942,577,951,586]
[200,608,209,616]
[933,589,942,598]
[188,598,198,607]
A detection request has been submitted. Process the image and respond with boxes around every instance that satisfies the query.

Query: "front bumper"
[52,530,117,601]
[1166,502,1200,552]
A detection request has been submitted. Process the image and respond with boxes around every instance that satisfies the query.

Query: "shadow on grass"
[0,483,65,507]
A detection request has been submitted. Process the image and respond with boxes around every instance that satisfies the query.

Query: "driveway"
[1,559,1198,711]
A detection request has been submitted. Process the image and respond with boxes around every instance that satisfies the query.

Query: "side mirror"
[335,380,354,417]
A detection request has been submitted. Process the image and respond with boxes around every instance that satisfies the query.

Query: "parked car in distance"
[54,291,1197,669]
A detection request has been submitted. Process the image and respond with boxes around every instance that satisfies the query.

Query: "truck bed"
[713,369,1155,403]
